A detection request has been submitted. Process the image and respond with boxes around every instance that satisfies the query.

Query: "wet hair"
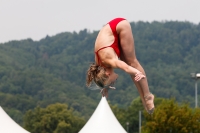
[86,63,108,88]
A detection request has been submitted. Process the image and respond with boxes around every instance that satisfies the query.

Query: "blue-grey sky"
[0,0,199,43]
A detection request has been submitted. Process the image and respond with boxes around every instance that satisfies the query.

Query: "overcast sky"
[0,0,200,43]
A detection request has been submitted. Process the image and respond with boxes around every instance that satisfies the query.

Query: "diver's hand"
[109,86,116,90]
[134,72,145,81]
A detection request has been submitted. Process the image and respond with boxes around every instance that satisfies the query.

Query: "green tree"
[1,21,200,125]
[24,103,85,133]
[142,99,200,133]
[114,96,163,133]
[123,97,144,133]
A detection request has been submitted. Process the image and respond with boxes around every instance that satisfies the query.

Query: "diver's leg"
[117,20,154,113]
[119,53,147,110]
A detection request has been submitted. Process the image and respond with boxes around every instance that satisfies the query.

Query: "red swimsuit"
[95,18,126,66]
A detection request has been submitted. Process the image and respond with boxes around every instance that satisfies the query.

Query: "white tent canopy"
[79,97,127,133]
[0,106,30,133]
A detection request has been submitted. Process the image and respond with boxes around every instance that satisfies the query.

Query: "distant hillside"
[0,21,200,124]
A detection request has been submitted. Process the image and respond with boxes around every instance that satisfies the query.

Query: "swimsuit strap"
[95,46,111,66]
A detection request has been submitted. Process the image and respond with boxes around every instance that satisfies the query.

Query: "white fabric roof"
[0,106,30,133]
[79,97,127,133]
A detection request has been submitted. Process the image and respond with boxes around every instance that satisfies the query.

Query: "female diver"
[86,18,154,114]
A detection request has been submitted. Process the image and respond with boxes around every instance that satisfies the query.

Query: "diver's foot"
[144,93,155,114]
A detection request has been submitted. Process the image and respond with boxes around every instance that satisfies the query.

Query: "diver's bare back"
[94,24,118,66]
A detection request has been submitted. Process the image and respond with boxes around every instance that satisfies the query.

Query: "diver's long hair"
[86,63,108,88]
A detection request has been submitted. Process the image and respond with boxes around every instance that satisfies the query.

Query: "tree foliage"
[24,103,85,133]
[142,99,200,133]
[111,96,164,133]
[0,21,200,126]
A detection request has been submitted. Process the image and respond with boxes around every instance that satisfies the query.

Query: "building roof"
[79,97,127,133]
[0,106,30,133]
